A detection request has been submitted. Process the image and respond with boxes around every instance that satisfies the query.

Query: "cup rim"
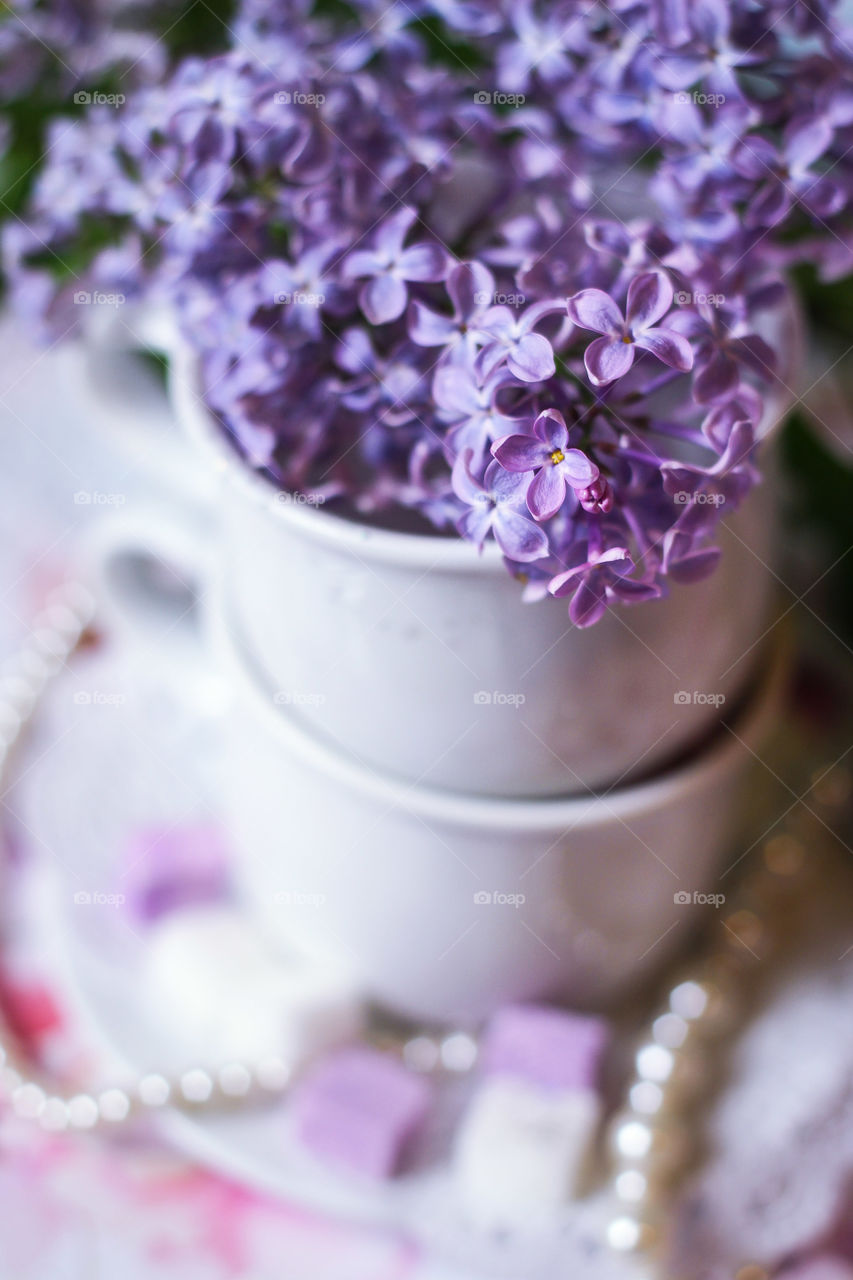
[169,291,799,573]
[169,346,508,573]
[217,600,786,833]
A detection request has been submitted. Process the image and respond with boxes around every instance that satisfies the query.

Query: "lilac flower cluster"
[8,0,853,624]
[0,0,181,100]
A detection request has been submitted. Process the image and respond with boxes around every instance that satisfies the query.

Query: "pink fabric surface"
[0,1117,421,1279]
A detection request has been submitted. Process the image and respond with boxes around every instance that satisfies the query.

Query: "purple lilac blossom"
[566,273,694,386]
[493,410,598,522]
[8,0,853,625]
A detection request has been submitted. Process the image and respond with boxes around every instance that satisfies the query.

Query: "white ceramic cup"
[72,298,797,796]
[214,604,783,1023]
[166,330,795,797]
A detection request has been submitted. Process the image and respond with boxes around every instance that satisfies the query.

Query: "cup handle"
[69,307,217,646]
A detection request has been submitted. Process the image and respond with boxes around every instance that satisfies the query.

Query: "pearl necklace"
[0,580,843,1269]
[605,765,848,1266]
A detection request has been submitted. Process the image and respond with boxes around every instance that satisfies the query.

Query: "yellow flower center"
[550,449,565,465]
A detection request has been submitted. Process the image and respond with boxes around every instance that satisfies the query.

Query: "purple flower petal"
[359,274,408,324]
[806,175,846,218]
[407,299,456,346]
[746,180,791,229]
[584,335,635,385]
[486,459,526,503]
[668,545,722,583]
[451,447,485,506]
[569,576,607,627]
[448,262,493,316]
[507,331,556,382]
[398,241,449,282]
[533,409,568,451]
[729,333,775,379]
[458,504,494,551]
[693,349,739,403]
[626,272,673,329]
[595,547,633,569]
[733,136,778,181]
[560,448,599,487]
[609,579,662,605]
[477,305,515,344]
[492,433,548,472]
[566,288,622,336]
[548,566,584,598]
[527,463,567,520]
[493,508,550,561]
[343,249,384,280]
[786,119,833,172]
[634,326,694,372]
[379,206,418,254]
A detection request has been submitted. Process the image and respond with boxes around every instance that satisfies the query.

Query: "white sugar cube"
[142,905,363,1067]
[453,1076,600,1230]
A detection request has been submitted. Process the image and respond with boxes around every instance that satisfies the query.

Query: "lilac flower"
[496,0,585,90]
[669,305,775,404]
[434,361,522,469]
[11,0,849,627]
[734,120,846,228]
[549,547,661,628]
[344,207,449,324]
[451,451,549,560]
[661,530,722,584]
[493,409,598,521]
[407,261,494,360]
[335,328,428,426]
[567,273,693,386]
[652,0,768,100]
[661,419,758,519]
[474,299,562,383]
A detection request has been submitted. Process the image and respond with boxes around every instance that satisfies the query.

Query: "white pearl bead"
[13,1083,46,1119]
[219,1063,252,1097]
[629,1080,665,1116]
[138,1074,171,1107]
[440,1032,478,1072]
[670,980,709,1020]
[18,650,52,687]
[636,1043,674,1083]
[40,1098,69,1131]
[68,1094,99,1128]
[653,1012,688,1049]
[0,674,39,717]
[615,1169,649,1204]
[180,1070,213,1103]
[607,1216,643,1252]
[40,604,85,639]
[99,1088,131,1122]
[613,1118,653,1161]
[403,1036,440,1072]
[30,627,67,658]
[256,1057,290,1091]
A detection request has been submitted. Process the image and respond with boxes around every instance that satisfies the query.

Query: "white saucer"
[8,635,635,1280]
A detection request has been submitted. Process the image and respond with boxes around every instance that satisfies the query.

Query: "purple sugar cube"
[291,1048,432,1179]
[120,823,231,923]
[480,1004,608,1093]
